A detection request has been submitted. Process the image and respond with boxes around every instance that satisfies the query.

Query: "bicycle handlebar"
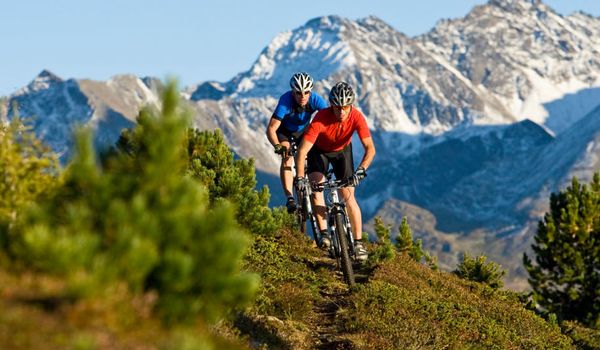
[311,176,355,192]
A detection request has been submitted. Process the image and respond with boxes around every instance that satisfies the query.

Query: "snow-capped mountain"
[423,0,600,133]
[3,0,600,288]
[3,70,162,159]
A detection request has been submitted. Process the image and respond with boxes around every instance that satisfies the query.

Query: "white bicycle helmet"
[329,81,355,107]
[290,72,314,93]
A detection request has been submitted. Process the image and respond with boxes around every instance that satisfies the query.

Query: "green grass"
[240,227,599,349]
[341,254,573,349]
[243,228,336,322]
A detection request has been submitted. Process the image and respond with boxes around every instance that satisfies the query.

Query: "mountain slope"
[239,229,576,349]
[4,71,162,159]
[422,0,600,132]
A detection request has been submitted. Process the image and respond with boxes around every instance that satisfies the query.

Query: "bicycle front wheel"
[335,212,355,287]
[296,210,307,234]
[295,190,307,234]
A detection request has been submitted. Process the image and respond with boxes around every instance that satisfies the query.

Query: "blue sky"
[1,0,598,96]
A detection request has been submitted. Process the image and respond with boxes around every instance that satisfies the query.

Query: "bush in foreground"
[7,81,258,323]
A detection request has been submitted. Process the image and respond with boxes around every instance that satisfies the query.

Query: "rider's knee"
[342,191,357,203]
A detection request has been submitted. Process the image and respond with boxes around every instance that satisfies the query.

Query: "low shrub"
[454,253,506,289]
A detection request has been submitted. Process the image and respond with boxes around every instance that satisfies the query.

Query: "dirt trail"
[310,254,371,350]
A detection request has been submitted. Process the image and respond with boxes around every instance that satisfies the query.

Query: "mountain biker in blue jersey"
[266,72,328,213]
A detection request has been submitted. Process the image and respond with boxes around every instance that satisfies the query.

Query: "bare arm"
[295,138,314,178]
[357,137,376,170]
[266,116,282,147]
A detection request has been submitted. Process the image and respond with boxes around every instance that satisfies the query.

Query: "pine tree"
[424,251,439,271]
[186,128,279,236]
[116,117,280,236]
[523,174,600,327]
[455,253,505,289]
[9,81,259,323]
[0,115,58,248]
[411,238,425,263]
[395,217,427,262]
[396,217,413,253]
[368,216,395,265]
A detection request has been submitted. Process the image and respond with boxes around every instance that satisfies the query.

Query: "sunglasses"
[332,105,352,112]
[293,90,311,96]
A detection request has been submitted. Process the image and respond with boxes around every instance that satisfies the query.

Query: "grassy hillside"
[236,228,600,349]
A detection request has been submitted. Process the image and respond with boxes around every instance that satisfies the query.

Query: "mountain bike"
[287,136,321,245]
[311,171,362,287]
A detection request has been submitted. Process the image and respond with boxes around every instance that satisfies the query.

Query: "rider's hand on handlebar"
[351,166,367,186]
[274,144,288,157]
[294,176,308,192]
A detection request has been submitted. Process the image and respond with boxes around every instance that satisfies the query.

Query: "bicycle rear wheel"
[335,212,355,287]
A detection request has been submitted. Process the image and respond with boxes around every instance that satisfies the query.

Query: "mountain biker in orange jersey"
[266,72,328,213]
[295,82,376,261]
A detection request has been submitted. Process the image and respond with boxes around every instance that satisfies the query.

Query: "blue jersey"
[273,91,328,133]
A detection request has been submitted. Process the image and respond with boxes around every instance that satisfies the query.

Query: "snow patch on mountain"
[19,69,63,93]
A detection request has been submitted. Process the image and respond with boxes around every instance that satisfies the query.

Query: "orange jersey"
[303,107,371,152]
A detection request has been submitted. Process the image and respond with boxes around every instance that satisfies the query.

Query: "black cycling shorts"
[307,143,354,180]
[276,122,304,144]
